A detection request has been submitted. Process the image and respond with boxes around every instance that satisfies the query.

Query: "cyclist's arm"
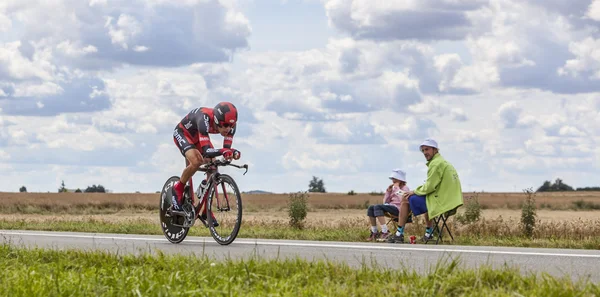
[194,112,222,158]
[223,125,236,149]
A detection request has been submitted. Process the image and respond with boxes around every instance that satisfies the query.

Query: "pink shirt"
[383,185,410,211]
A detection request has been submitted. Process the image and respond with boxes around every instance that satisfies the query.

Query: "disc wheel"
[159,176,190,244]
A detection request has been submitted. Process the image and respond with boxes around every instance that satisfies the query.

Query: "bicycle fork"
[197,178,232,215]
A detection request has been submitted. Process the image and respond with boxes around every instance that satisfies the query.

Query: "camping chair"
[425,205,461,245]
[384,210,413,233]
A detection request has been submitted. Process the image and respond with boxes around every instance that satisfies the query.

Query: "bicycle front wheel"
[205,174,243,245]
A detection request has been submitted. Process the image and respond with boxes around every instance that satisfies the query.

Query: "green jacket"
[414,153,464,219]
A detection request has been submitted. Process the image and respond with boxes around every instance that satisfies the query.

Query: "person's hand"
[387,184,394,192]
[232,149,241,160]
[221,148,241,160]
[221,148,234,160]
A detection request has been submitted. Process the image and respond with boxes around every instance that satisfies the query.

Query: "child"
[365,168,410,241]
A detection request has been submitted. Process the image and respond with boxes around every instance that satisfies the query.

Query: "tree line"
[16,176,598,194]
[536,178,600,192]
[19,180,107,193]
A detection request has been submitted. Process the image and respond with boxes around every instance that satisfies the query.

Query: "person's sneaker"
[366,231,379,241]
[386,233,404,244]
[200,213,219,227]
[422,232,434,242]
[376,232,391,242]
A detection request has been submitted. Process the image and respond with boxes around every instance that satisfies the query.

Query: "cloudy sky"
[1,0,599,194]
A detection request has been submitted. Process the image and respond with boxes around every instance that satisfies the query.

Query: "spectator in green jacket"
[387,138,464,244]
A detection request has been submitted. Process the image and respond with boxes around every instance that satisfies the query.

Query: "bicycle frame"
[186,157,248,225]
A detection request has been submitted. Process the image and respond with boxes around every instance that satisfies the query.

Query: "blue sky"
[1,0,600,194]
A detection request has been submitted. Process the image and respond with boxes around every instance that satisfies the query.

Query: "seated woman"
[366,168,410,242]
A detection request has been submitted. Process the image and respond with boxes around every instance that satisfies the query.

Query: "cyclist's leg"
[180,149,202,185]
[172,127,202,208]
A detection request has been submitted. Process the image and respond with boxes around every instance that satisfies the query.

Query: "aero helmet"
[213,102,238,127]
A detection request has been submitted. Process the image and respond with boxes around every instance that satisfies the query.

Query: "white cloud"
[89,0,107,7]
[450,108,468,122]
[0,150,9,160]
[559,126,586,137]
[105,14,142,50]
[558,37,600,79]
[1,0,600,194]
[56,40,98,56]
[0,12,10,32]
[0,41,55,81]
[407,96,468,122]
[133,45,149,52]
[324,0,484,41]
[13,82,63,97]
[586,0,600,21]
[497,101,537,129]
[2,0,251,70]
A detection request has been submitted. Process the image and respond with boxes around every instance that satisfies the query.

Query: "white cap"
[420,138,438,150]
[389,168,406,182]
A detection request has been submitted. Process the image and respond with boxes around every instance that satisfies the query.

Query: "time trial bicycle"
[159,157,248,245]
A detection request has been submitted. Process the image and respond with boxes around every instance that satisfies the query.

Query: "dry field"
[2,191,600,210]
[2,208,598,225]
[1,191,599,226]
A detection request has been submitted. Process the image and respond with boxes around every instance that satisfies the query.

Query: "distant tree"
[19,186,27,193]
[58,180,67,193]
[536,178,574,192]
[84,184,106,193]
[308,176,326,193]
[75,188,82,193]
[576,187,600,191]
[536,180,551,192]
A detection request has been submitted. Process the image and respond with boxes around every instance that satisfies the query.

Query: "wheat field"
[2,191,599,210]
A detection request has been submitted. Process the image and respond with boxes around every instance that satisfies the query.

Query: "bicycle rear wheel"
[205,174,243,245]
[159,176,190,244]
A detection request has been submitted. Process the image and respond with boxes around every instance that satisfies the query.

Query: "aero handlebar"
[198,158,249,175]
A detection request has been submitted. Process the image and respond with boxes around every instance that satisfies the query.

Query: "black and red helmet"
[213,102,238,127]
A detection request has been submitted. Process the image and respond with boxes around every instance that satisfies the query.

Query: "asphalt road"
[1,230,599,282]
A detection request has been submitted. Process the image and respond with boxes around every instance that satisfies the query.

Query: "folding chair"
[384,210,412,233]
[425,206,460,245]
[384,212,399,231]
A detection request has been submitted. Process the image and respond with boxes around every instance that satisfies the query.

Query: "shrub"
[288,191,309,229]
[521,188,537,238]
[456,192,481,224]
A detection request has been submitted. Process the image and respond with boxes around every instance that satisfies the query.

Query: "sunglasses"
[220,123,234,128]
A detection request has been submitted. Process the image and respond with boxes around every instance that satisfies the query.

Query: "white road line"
[2,231,600,258]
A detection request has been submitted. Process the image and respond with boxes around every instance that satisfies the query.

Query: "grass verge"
[0,244,597,296]
[1,217,600,250]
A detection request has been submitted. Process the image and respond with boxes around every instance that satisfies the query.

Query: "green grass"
[0,244,597,296]
[2,218,600,250]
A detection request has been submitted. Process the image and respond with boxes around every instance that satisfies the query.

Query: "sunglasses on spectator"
[421,147,433,153]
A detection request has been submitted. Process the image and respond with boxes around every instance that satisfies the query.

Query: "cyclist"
[171,102,242,215]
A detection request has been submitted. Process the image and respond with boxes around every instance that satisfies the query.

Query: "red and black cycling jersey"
[175,107,236,157]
